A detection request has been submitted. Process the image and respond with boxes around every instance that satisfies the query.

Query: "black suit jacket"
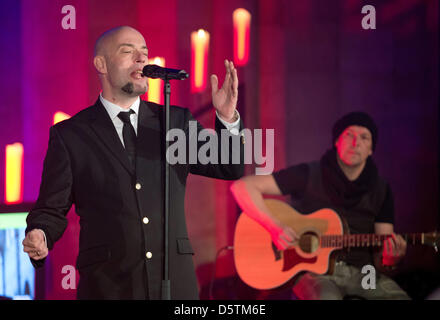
[26,98,244,299]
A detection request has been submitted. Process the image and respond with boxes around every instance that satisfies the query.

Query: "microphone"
[142,64,189,80]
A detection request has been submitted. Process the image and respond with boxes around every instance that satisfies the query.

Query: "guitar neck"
[321,233,429,249]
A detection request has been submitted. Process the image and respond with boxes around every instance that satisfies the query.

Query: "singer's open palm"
[211,60,238,121]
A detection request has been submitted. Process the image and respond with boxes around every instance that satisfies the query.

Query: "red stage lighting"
[191,29,210,92]
[233,8,251,66]
[5,143,23,204]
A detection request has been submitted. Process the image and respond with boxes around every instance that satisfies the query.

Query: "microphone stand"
[161,78,171,300]
[142,64,188,300]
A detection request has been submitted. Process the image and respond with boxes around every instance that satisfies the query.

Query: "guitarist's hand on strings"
[229,176,299,251]
[382,233,407,266]
[268,220,299,251]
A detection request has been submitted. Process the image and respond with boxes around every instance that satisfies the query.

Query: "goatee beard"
[121,82,134,95]
[121,82,147,96]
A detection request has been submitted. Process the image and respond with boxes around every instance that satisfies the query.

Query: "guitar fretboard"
[320,233,427,248]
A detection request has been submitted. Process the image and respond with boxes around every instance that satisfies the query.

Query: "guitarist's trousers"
[292,261,410,300]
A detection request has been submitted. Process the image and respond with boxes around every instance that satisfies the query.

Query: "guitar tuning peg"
[434,243,438,253]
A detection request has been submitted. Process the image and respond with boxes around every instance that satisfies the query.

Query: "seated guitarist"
[231,112,410,300]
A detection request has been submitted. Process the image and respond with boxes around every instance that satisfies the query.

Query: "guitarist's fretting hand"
[382,233,407,266]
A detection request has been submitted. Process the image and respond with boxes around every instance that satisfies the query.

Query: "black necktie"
[117,110,137,168]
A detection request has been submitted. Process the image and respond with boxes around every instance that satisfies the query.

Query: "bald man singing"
[22,26,244,300]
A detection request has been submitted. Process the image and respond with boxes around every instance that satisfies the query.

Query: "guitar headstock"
[425,232,440,253]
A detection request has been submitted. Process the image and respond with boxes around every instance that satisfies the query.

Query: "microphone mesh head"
[142,64,160,78]
[142,64,188,80]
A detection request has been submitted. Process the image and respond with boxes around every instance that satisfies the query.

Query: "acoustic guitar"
[233,199,439,290]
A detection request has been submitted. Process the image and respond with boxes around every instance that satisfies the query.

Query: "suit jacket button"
[135,183,142,190]
[142,217,149,224]
[146,251,152,259]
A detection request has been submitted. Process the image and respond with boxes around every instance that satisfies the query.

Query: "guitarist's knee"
[292,273,343,300]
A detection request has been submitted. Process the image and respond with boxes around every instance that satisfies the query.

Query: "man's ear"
[94,56,107,74]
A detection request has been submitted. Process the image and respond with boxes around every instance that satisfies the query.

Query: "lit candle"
[5,143,23,204]
[233,8,251,66]
[146,57,166,104]
[53,111,71,125]
[191,29,210,92]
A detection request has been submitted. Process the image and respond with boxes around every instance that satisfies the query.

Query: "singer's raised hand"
[211,59,238,122]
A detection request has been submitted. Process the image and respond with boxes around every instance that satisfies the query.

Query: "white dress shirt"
[100,94,140,148]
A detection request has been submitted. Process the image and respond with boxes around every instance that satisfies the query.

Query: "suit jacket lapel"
[138,100,161,128]
[136,100,163,165]
[89,98,135,176]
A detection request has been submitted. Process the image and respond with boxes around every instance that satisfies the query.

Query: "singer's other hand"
[22,229,48,260]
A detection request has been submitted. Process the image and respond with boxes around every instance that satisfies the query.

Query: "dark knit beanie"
[332,111,378,151]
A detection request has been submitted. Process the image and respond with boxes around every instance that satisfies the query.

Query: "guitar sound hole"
[299,232,320,254]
